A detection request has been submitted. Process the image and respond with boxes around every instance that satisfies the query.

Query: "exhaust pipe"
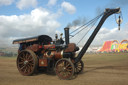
[64,27,69,45]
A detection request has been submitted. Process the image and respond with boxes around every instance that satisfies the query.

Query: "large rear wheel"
[17,50,38,76]
[55,58,75,80]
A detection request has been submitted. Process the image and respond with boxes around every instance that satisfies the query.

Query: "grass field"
[0,53,128,85]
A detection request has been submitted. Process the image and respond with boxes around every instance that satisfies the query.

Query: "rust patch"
[64,43,76,52]
[26,44,39,52]
[43,45,55,50]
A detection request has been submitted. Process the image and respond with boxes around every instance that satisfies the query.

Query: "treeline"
[0,52,17,57]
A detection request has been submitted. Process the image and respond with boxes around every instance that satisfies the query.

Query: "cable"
[70,13,103,39]
[70,13,103,34]
[120,11,123,20]
[76,16,99,45]
[70,12,104,34]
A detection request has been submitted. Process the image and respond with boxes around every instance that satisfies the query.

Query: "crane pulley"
[116,15,123,30]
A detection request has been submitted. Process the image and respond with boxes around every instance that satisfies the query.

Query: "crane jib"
[74,8,121,63]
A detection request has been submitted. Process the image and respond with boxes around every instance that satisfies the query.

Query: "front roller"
[17,50,38,76]
[55,58,75,80]
[75,60,84,74]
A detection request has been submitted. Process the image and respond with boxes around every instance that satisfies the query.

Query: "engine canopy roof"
[13,35,52,44]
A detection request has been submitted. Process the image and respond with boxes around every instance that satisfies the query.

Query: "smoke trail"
[67,17,87,28]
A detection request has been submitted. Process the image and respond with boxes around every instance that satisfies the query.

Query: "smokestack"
[64,27,69,45]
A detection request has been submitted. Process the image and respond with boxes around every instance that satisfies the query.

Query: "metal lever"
[60,33,63,39]
[55,34,58,40]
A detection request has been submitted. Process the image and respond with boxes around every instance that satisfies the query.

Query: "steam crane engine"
[13,8,121,80]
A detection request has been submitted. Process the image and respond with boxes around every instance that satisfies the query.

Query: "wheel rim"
[55,58,74,80]
[75,60,84,74]
[17,50,37,76]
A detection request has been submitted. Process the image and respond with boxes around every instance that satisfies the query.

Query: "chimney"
[64,27,69,45]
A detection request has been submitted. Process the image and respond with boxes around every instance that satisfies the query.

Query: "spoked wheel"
[17,50,38,76]
[75,60,84,74]
[55,58,75,80]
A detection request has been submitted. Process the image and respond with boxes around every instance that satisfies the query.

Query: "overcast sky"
[0,0,128,47]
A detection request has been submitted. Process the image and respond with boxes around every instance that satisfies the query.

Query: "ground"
[0,53,128,85]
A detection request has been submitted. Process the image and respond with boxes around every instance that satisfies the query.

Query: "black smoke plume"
[67,17,87,28]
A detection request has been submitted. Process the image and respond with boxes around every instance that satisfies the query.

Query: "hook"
[116,15,123,30]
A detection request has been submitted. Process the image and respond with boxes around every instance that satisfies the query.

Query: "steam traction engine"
[13,8,121,80]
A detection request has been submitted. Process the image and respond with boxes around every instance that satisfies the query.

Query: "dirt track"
[0,53,128,85]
